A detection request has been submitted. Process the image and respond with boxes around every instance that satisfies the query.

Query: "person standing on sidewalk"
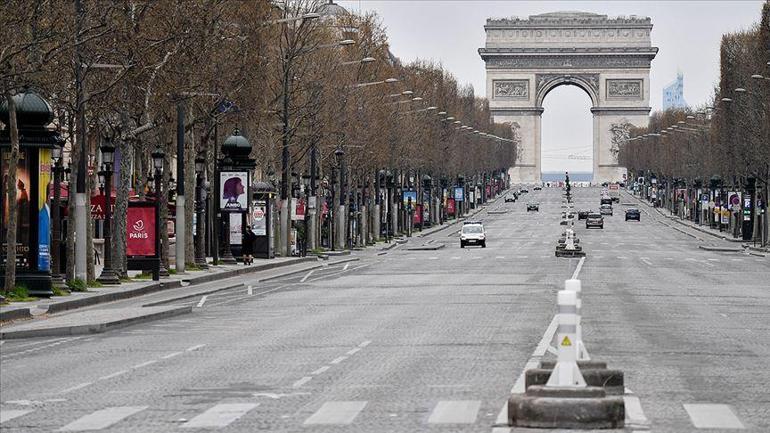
[242,226,257,265]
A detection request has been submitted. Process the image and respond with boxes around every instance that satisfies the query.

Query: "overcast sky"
[337,0,765,173]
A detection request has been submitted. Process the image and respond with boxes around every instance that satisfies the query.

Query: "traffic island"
[508,385,624,429]
[525,366,624,395]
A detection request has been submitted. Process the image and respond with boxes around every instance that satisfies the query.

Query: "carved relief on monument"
[606,79,643,98]
[486,56,652,69]
[494,80,529,99]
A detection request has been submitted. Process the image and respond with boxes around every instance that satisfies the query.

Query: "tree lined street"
[2,187,769,432]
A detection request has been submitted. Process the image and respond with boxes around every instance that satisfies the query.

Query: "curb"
[0,306,192,340]
[1,257,315,323]
[406,244,446,251]
[698,245,743,252]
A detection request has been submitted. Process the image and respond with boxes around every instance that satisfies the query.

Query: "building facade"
[662,71,687,110]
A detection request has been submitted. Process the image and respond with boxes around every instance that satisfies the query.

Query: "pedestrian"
[242,225,257,265]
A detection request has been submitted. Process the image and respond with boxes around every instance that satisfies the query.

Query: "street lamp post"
[151,148,168,277]
[96,139,120,285]
[334,147,345,250]
[194,155,208,269]
[50,140,65,288]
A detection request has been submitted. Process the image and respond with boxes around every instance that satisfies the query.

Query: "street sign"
[454,187,464,202]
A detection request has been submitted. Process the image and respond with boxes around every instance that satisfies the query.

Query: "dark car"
[578,209,590,220]
[533,186,542,191]
[625,208,641,221]
[520,188,529,194]
[527,202,539,212]
[586,213,604,229]
[600,197,612,205]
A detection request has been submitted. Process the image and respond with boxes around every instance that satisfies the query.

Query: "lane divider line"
[186,344,206,352]
[292,376,312,388]
[161,351,183,360]
[300,270,315,283]
[330,356,347,364]
[311,366,330,375]
[196,295,208,308]
[98,370,128,380]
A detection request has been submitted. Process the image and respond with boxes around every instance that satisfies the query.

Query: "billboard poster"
[447,198,456,215]
[38,149,51,271]
[126,206,156,256]
[2,150,32,270]
[220,171,248,211]
[728,192,741,212]
[230,212,242,245]
[454,187,464,202]
[402,190,417,208]
[413,204,423,224]
[252,200,267,236]
[291,198,306,221]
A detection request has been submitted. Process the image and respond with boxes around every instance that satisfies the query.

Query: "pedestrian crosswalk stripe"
[181,403,258,428]
[1,409,34,424]
[303,401,367,425]
[683,403,745,429]
[427,400,481,424]
[59,406,147,431]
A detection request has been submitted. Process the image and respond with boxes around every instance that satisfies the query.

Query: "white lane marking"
[571,256,586,279]
[300,270,315,283]
[358,340,372,348]
[684,403,745,429]
[512,315,559,395]
[303,401,367,425]
[161,351,183,360]
[495,256,505,259]
[330,356,347,364]
[343,263,350,271]
[624,395,650,428]
[1,409,33,424]
[59,406,147,431]
[640,258,653,266]
[346,347,361,356]
[730,258,743,262]
[0,341,4,346]
[247,285,253,295]
[186,344,206,352]
[98,370,128,380]
[617,256,628,259]
[311,366,330,375]
[132,360,157,369]
[428,400,481,424]
[58,382,93,394]
[1,337,85,359]
[428,256,439,260]
[181,403,259,429]
[451,256,461,260]
[196,295,208,308]
[707,258,720,262]
[292,376,313,388]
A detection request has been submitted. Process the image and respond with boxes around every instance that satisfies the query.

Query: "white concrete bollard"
[546,290,586,387]
[565,279,590,361]
[564,229,576,251]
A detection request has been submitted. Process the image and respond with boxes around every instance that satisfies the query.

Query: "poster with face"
[2,150,32,270]
[220,171,248,211]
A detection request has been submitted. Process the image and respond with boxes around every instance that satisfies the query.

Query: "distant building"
[662,71,687,110]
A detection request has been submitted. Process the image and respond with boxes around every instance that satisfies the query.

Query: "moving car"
[504,195,516,203]
[600,197,612,206]
[520,188,529,194]
[586,212,604,229]
[600,204,613,216]
[460,222,486,248]
[527,202,539,212]
[625,208,641,221]
[533,186,542,191]
[578,209,590,220]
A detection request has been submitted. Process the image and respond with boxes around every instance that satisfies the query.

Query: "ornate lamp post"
[151,148,169,277]
[97,139,120,284]
[194,155,208,269]
[334,147,345,250]
[50,139,65,288]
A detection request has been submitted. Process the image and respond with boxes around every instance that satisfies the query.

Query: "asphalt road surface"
[2,187,769,432]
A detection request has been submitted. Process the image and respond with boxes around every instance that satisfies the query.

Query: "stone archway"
[479,11,658,184]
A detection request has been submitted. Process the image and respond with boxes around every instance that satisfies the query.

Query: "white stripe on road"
[571,257,586,280]
[98,370,128,380]
[132,360,157,369]
[1,409,33,424]
[186,344,206,352]
[358,340,372,348]
[58,382,93,394]
[292,376,313,388]
[181,403,258,429]
[624,395,650,429]
[684,403,745,429]
[346,347,361,356]
[303,401,367,425]
[640,257,653,266]
[428,400,481,424]
[330,356,347,364]
[196,296,208,308]
[311,366,330,375]
[161,351,183,360]
[247,285,253,295]
[300,270,314,283]
[343,263,350,271]
[495,256,505,259]
[59,406,147,431]
[428,256,439,260]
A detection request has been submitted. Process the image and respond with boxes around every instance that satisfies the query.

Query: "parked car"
[460,222,486,248]
[527,202,539,212]
[625,208,641,221]
[586,213,604,229]
[600,204,613,216]
[578,209,591,220]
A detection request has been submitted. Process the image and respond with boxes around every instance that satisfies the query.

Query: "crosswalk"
[0,400,752,430]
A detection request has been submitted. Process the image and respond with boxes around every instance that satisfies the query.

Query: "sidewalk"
[623,191,768,255]
[0,256,317,323]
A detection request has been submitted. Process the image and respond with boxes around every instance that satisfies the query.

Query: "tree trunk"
[112,134,133,278]
[184,124,195,266]
[3,92,19,293]
[66,112,77,282]
[160,144,170,271]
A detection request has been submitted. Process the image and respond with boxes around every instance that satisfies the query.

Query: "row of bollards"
[508,278,625,429]
[556,200,585,257]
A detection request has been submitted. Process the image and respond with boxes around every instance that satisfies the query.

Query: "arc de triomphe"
[479,11,658,184]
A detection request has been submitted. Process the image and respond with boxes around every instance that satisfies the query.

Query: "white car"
[460,223,486,248]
